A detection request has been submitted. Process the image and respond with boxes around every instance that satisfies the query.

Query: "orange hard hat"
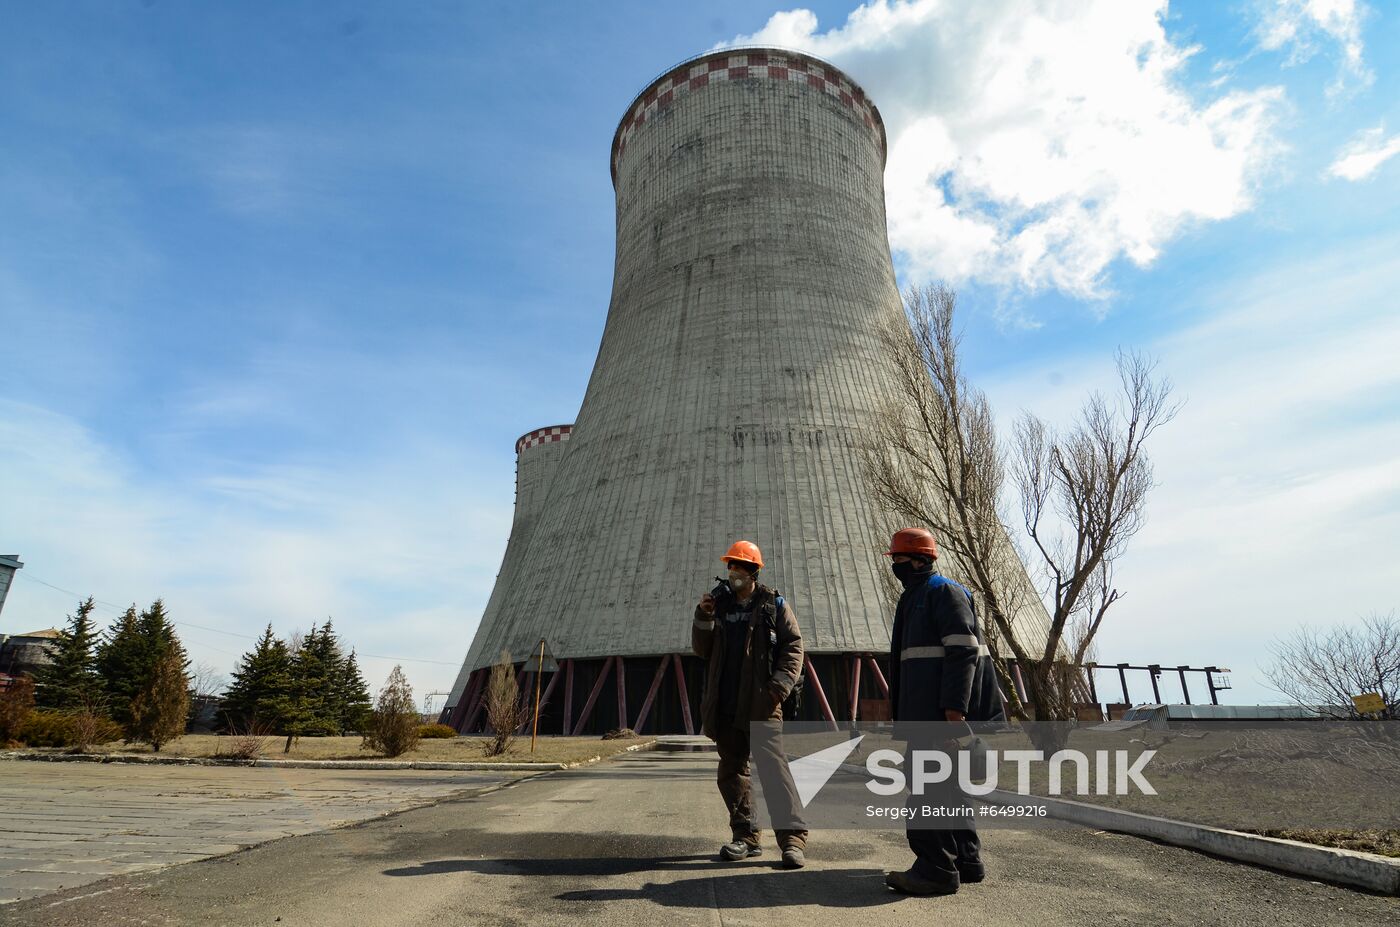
[885,528,938,560]
[720,540,764,570]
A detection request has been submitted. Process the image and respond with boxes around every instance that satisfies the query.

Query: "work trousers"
[713,715,809,850]
[904,747,983,887]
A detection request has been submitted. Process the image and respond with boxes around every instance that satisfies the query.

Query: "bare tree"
[285,628,306,656]
[1013,349,1179,741]
[1263,612,1399,719]
[863,284,1177,751]
[188,661,226,701]
[482,652,524,757]
[862,284,1043,715]
[65,693,119,751]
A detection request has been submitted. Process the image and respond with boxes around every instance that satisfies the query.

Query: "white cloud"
[1252,0,1372,95]
[1326,125,1400,181]
[980,234,1400,704]
[726,1,1285,299]
[0,396,514,697]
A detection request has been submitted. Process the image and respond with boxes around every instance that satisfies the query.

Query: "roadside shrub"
[66,704,121,751]
[17,709,121,748]
[602,728,636,740]
[216,721,273,762]
[483,653,523,757]
[362,665,420,758]
[1,676,36,744]
[17,710,74,746]
[417,723,458,739]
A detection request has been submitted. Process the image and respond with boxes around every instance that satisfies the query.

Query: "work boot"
[719,839,762,861]
[884,868,958,896]
[781,845,806,869]
[956,859,985,884]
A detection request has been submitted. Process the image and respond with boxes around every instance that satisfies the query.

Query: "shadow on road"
[384,853,715,878]
[385,854,906,909]
[556,869,907,909]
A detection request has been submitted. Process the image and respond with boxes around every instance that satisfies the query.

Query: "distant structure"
[444,48,1049,734]
[0,554,22,620]
[0,628,60,679]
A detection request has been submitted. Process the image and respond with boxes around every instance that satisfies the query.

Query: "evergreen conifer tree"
[222,625,293,732]
[281,623,327,750]
[336,649,373,734]
[137,599,188,669]
[130,647,190,751]
[34,597,104,711]
[98,599,190,740]
[95,606,144,729]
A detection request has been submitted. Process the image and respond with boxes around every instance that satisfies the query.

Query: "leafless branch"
[1263,612,1399,719]
[862,285,1179,743]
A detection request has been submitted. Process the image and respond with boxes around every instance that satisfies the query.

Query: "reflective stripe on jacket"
[888,573,1007,733]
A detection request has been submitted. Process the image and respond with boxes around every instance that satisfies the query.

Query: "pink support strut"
[463,669,490,733]
[849,654,862,723]
[615,656,627,730]
[562,659,574,734]
[571,657,615,736]
[633,656,669,734]
[672,654,695,735]
[866,655,890,699]
[452,669,482,732]
[517,665,563,734]
[805,654,838,731]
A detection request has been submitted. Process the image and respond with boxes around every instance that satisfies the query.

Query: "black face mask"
[892,560,931,587]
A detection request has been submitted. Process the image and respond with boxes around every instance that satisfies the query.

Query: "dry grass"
[1244,828,1400,859]
[19,734,651,765]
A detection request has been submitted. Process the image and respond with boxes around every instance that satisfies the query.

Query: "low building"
[0,628,61,678]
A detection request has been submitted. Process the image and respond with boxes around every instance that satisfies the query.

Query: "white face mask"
[728,569,752,590]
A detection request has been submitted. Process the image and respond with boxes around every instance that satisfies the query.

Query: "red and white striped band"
[516,425,574,455]
[611,49,886,182]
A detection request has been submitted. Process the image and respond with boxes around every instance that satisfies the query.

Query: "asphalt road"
[5,751,1396,926]
[0,760,530,904]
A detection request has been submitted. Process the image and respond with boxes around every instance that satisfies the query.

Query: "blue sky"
[2,1,1397,709]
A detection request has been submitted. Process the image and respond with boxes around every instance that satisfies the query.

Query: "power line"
[12,570,464,667]
[13,572,130,614]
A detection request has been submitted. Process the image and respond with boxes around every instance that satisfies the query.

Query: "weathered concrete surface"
[5,751,1395,926]
[0,760,532,905]
[447,47,1051,704]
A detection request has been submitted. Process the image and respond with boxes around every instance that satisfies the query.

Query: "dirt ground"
[12,733,652,765]
[840,724,1400,857]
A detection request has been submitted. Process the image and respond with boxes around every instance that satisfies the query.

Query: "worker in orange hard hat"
[882,527,1006,897]
[692,540,809,869]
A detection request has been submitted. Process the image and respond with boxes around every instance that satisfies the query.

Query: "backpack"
[763,593,805,719]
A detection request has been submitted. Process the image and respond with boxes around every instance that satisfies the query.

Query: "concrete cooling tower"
[444,48,1049,735]
[467,424,573,663]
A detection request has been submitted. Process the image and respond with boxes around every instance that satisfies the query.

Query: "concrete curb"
[0,740,656,772]
[978,790,1400,895]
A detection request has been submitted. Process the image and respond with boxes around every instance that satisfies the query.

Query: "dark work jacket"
[888,573,1007,735]
[692,584,803,740]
